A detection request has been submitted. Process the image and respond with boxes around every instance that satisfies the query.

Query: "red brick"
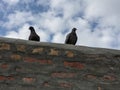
[0,75,14,81]
[23,77,36,84]
[7,76,15,80]
[51,72,76,78]
[0,64,9,69]
[24,57,52,64]
[0,76,6,80]
[38,60,52,64]
[64,61,85,69]
[24,57,37,63]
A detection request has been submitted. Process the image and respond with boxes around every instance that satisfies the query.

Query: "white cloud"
[50,0,85,19]
[36,0,50,6]
[32,26,50,42]
[4,11,34,29]
[41,16,66,33]
[5,24,30,39]
[85,0,120,17]
[2,0,120,50]
[52,33,66,43]
[2,0,19,5]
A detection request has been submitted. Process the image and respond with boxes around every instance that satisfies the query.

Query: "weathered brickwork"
[16,44,26,52]
[11,54,22,60]
[32,48,44,54]
[64,61,85,69]
[24,57,53,64]
[51,72,76,78]
[22,77,36,84]
[0,43,10,50]
[65,51,74,57]
[0,63,9,69]
[0,75,15,81]
[49,49,59,56]
[0,37,120,90]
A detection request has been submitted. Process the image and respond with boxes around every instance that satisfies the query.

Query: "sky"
[0,0,120,50]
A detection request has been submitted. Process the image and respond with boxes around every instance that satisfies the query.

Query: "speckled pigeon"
[65,28,77,45]
[28,26,40,41]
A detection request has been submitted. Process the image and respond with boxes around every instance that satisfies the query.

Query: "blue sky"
[0,0,120,50]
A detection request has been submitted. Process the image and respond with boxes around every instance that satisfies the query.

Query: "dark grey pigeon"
[28,26,40,41]
[65,28,77,45]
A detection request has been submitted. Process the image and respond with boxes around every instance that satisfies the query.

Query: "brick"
[0,43,10,50]
[16,45,26,52]
[84,54,99,58]
[85,74,97,79]
[11,54,21,60]
[84,54,106,60]
[0,75,14,81]
[98,87,102,90]
[64,61,85,69]
[0,63,9,69]
[59,82,72,88]
[24,57,52,64]
[95,57,106,60]
[103,75,116,81]
[7,76,15,80]
[65,51,74,58]
[38,60,53,64]
[0,56,2,59]
[32,48,44,54]
[0,76,6,80]
[51,72,76,78]
[15,67,22,72]
[49,49,59,56]
[43,81,50,87]
[23,77,36,84]
[24,57,37,63]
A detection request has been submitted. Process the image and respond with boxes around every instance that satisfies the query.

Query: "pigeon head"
[29,26,35,32]
[72,28,77,32]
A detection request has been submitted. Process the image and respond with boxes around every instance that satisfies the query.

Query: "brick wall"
[0,37,120,90]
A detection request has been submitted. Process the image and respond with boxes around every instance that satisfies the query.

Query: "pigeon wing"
[65,33,71,44]
[29,33,40,41]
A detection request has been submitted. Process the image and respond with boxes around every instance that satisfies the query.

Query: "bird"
[65,28,78,45]
[28,26,40,41]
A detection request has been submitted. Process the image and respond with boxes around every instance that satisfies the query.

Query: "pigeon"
[65,28,77,45]
[28,26,40,41]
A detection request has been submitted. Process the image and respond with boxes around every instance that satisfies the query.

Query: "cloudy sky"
[0,0,120,49]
